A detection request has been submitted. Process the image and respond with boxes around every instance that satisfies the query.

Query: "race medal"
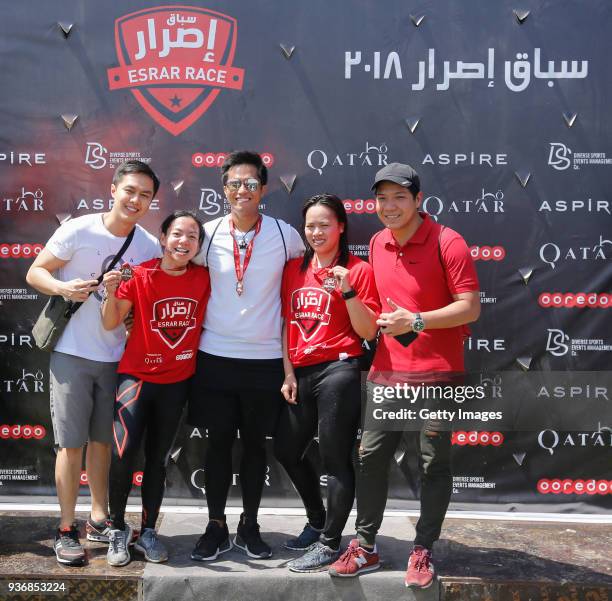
[120,262,133,281]
[236,280,244,296]
[322,275,336,292]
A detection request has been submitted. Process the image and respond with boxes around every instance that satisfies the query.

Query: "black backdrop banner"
[1,1,611,513]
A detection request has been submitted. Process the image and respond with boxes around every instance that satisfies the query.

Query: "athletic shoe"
[134,528,168,563]
[233,513,272,559]
[86,517,113,543]
[107,525,133,567]
[405,545,435,588]
[288,542,340,572]
[284,523,322,551]
[54,524,86,566]
[191,520,232,561]
[328,539,380,577]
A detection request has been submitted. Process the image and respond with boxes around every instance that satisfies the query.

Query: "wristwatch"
[342,288,358,300]
[411,313,425,333]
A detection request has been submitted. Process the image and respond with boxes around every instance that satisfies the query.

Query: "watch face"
[413,316,425,332]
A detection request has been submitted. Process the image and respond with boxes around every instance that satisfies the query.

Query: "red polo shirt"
[368,213,479,383]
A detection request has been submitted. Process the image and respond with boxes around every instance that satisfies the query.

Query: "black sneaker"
[284,522,323,551]
[233,513,272,559]
[54,524,86,566]
[191,520,232,561]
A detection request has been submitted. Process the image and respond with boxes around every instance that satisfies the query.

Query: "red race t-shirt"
[368,214,479,383]
[116,259,210,383]
[282,254,380,367]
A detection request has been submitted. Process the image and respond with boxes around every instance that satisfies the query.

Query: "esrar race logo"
[107,6,245,135]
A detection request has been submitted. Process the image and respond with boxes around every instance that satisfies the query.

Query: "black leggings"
[189,352,284,522]
[273,358,361,549]
[109,374,187,531]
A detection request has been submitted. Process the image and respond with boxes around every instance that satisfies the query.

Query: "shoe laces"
[110,531,128,553]
[412,548,431,572]
[142,529,157,545]
[59,526,80,547]
[337,544,362,566]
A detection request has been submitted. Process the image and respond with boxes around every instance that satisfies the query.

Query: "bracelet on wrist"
[342,288,358,300]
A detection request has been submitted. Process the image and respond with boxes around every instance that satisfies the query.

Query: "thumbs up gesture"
[376,297,415,336]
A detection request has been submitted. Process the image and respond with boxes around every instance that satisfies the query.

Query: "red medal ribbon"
[230,215,262,296]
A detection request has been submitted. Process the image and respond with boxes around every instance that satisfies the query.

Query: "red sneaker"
[405,545,435,588]
[328,539,380,578]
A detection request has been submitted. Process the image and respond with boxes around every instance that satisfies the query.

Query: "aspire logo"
[107,6,245,135]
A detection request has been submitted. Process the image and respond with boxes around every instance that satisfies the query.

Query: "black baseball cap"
[371,162,420,192]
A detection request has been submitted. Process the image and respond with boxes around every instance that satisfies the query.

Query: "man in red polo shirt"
[329,163,480,588]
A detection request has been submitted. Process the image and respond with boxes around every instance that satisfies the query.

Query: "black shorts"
[187,351,284,435]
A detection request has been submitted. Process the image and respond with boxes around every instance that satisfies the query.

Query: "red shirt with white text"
[116,259,210,383]
[282,254,380,367]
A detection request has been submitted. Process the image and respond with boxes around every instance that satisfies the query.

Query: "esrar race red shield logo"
[290,288,332,342]
[150,297,198,349]
[107,6,245,136]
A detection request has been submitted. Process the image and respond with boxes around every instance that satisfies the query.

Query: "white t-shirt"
[46,213,160,362]
[192,214,304,359]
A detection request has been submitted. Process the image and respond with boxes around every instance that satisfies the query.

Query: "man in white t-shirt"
[189,150,304,561]
[26,161,161,566]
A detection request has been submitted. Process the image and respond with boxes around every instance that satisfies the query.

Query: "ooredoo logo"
[343,198,376,214]
[470,246,505,261]
[452,431,503,446]
[537,479,612,495]
[80,471,143,486]
[107,7,245,136]
[0,424,46,439]
[538,292,610,308]
[0,244,43,259]
[192,151,275,168]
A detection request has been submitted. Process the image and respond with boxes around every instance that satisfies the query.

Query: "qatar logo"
[150,297,198,348]
[107,7,245,136]
[291,287,332,342]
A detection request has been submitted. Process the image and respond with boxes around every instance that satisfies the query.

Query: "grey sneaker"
[288,542,341,573]
[107,525,133,567]
[54,524,85,566]
[134,528,168,563]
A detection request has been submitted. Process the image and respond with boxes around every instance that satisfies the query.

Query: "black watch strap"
[342,289,358,300]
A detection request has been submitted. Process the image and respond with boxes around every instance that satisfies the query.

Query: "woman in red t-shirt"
[275,194,380,572]
[100,211,210,567]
